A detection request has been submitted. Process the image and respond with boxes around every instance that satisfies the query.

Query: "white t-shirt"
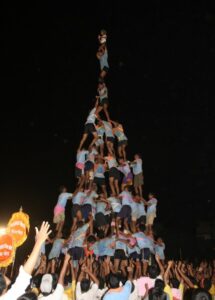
[38,284,64,299]
[76,282,99,300]
[86,108,96,125]
[0,266,31,300]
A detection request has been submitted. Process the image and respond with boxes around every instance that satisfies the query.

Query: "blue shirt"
[131,159,143,175]
[100,48,109,70]
[119,191,133,207]
[57,192,73,208]
[94,164,105,178]
[103,281,132,300]
[69,223,89,248]
[133,232,149,249]
[72,192,86,205]
[155,244,165,260]
[147,198,157,215]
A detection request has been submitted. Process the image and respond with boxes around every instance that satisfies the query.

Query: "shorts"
[94,177,106,186]
[84,123,97,134]
[118,205,131,219]
[72,204,82,218]
[134,173,144,187]
[53,212,65,224]
[75,167,83,178]
[114,249,127,260]
[118,140,128,147]
[122,172,133,185]
[102,66,109,73]
[109,167,121,181]
[85,160,94,172]
[141,248,150,261]
[95,212,108,227]
[81,204,92,221]
[106,137,115,143]
[137,215,146,225]
[68,247,84,260]
[99,97,109,107]
[129,252,141,260]
[146,213,156,225]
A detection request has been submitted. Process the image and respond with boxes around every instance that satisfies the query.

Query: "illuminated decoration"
[7,207,30,248]
[0,233,15,267]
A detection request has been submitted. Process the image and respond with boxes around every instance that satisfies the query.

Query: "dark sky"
[1,2,214,257]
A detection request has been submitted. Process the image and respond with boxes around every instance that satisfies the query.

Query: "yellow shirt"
[164,283,184,300]
[64,280,76,300]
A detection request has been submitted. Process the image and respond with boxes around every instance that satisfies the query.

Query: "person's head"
[97,230,105,239]
[17,292,38,300]
[76,220,84,229]
[118,157,124,165]
[149,192,156,199]
[0,273,7,296]
[30,274,42,289]
[148,265,159,279]
[170,278,180,289]
[80,278,91,293]
[98,81,105,89]
[156,237,163,245]
[109,273,120,289]
[40,274,54,296]
[134,153,141,160]
[139,224,146,233]
[149,279,166,300]
[87,235,96,247]
[191,288,212,300]
[59,185,67,193]
[202,279,212,291]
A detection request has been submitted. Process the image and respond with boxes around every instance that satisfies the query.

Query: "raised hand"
[35,221,52,245]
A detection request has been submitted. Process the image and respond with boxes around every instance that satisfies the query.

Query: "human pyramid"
[50,29,167,299]
[0,31,214,300]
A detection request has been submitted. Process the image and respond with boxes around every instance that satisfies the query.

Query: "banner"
[0,234,15,267]
[7,208,30,248]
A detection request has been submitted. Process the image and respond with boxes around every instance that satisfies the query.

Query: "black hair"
[0,274,6,296]
[87,235,96,244]
[59,185,66,193]
[139,224,146,232]
[98,276,105,290]
[191,288,212,300]
[149,279,167,300]
[202,279,212,291]
[170,278,180,289]
[77,221,84,228]
[149,192,156,198]
[17,292,38,300]
[109,273,120,289]
[148,265,159,279]
[80,278,91,293]
[97,230,105,239]
[30,274,42,289]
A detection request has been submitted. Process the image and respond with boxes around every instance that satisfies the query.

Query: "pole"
[10,249,16,279]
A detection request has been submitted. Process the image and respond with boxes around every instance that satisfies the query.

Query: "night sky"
[1,2,214,258]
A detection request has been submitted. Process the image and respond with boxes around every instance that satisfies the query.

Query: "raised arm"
[177,262,195,288]
[164,261,173,285]
[24,222,51,275]
[58,254,71,285]
[82,265,99,285]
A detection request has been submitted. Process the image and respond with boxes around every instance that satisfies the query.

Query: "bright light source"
[0,228,6,235]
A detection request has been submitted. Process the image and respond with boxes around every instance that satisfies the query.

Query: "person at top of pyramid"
[97,29,109,81]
